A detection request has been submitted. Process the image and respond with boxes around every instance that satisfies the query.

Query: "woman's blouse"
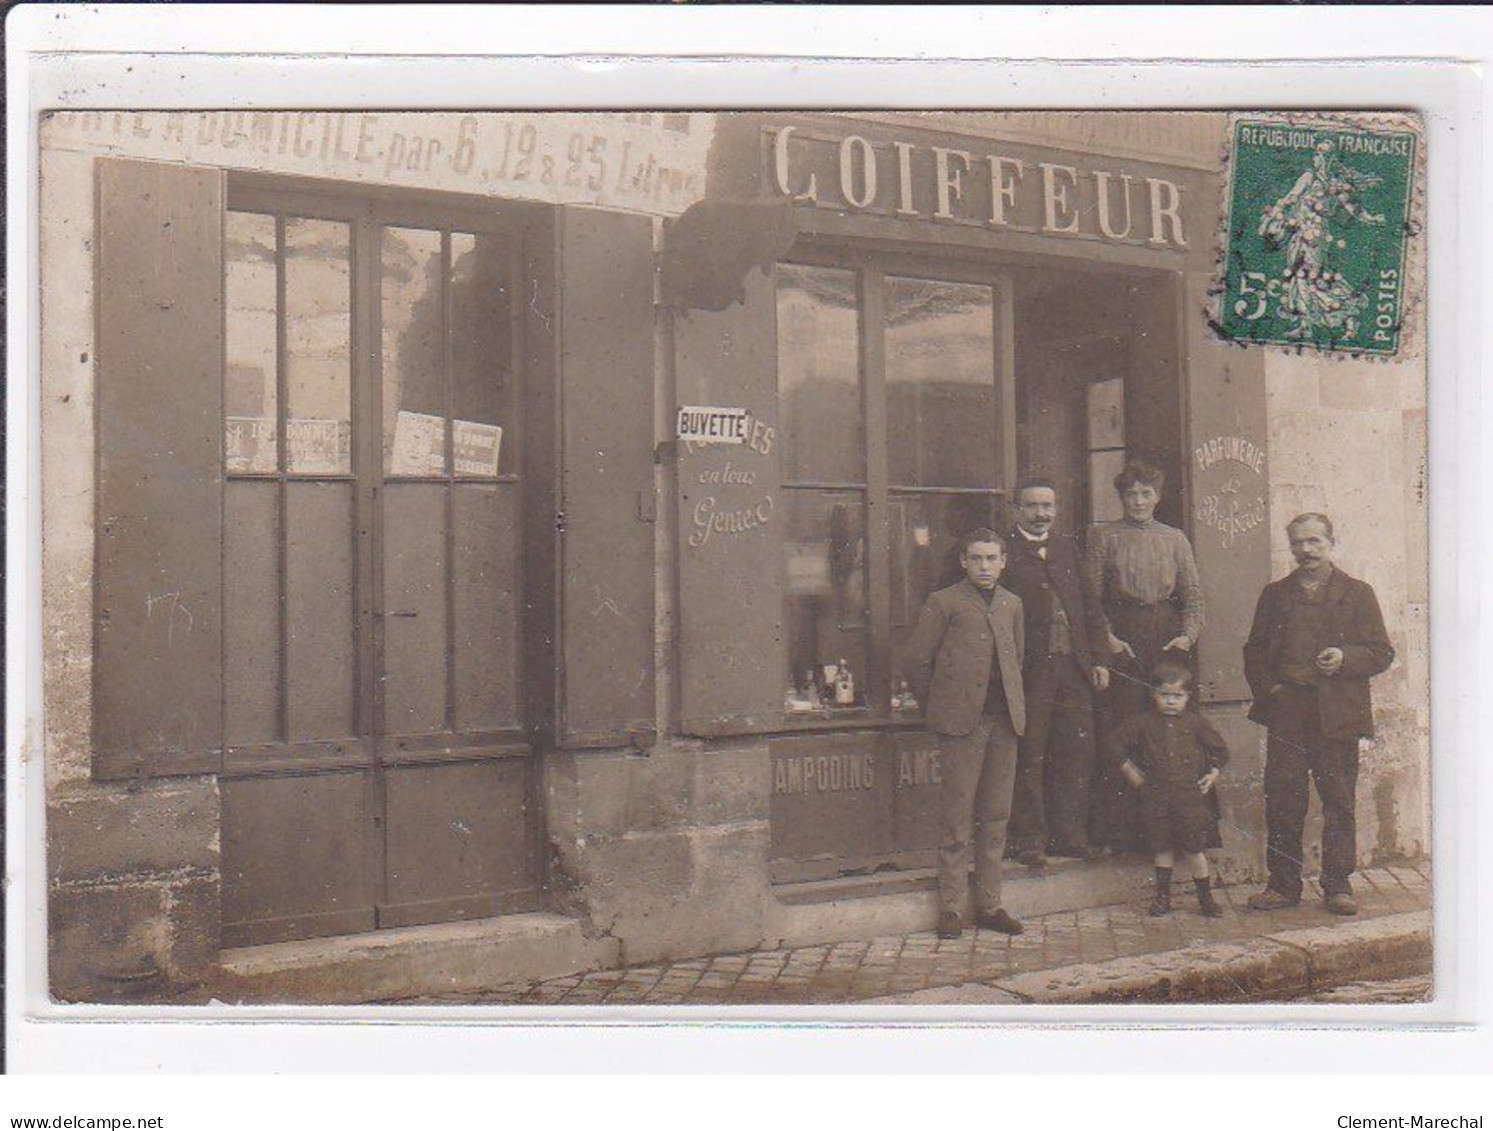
[1084,517,1205,643]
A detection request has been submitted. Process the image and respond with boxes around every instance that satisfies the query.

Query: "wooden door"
[219,187,540,947]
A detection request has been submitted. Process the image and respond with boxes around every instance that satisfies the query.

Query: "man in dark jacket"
[906,529,1027,941]
[1243,513,1394,916]
[1001,478,1111,865]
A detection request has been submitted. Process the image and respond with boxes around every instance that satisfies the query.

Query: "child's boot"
[1195,877,1223,918]
[1149,867,1173,916]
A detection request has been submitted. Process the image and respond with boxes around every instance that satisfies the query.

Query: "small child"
[1111,661,1229,917]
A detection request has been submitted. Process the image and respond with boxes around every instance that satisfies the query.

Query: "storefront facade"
[39,111,1428,1001]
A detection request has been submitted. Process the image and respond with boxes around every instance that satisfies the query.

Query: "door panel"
[220,770,377,948]
[380,756,539,928]
[452,484,522,731]
[224,480,281,746]
[285,481,357,741]
[381,482,450,736]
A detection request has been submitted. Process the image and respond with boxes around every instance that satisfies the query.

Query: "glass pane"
[284,217,352,475]
[783,490,870,713]
[1090,449,1127,524]
[1088,377,1126,450]
[225,212,278,474]
[383,226,446,477]
[449,232,511,478]
[776,265,863,484]
[889,493,1004,714]
[885,277,997,488]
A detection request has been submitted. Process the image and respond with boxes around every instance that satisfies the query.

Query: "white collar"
[1017,526,1049,543]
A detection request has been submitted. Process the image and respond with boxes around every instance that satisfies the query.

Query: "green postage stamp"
[1219,116,1418,355]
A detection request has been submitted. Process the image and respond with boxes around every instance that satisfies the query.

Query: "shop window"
[777,261,1009,720]
[778,265,870,709]
[885,278,997,489]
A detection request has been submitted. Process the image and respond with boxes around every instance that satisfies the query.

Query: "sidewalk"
[387,862,1431,1006]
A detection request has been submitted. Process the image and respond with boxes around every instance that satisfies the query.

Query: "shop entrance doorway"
[766,253,1185,885]
[1012,264,1186,535]
[217,184,541,947]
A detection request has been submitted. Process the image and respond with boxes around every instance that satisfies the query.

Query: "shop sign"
[768,732,945,882]
[679,406,778,550]
[770,125,1193,251]
[676,405,751,445]
[771,747,944,796]
[42,111,713,218]
[1192,433,1268,550]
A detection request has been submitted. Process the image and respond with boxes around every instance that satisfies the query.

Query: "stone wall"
[542,741,773,965]
[1263,347,1431,869]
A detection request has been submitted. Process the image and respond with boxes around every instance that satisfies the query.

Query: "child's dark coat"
[1109,711,1230,854]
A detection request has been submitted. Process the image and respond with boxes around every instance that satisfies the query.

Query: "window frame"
[776,244,1017,729]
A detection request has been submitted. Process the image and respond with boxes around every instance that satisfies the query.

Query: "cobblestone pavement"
[393,862,1430,1006]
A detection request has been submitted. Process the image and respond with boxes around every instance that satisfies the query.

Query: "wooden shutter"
[556,208,658,748]
[93,158,226,779]
[673,269,787,736]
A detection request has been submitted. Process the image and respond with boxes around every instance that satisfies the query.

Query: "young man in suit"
[1001,478,1112,867]
[1243,514,1394,916]
[906,528,1028,940]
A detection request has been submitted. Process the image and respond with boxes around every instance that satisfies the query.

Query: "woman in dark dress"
[1084,459,1206,851]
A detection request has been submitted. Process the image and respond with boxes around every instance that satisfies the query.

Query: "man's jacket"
[1242,566,1394,740]
[1000,528,1108,678]
[905,578,1027,738]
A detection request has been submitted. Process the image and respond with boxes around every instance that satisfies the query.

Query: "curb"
[978,910,1431,1004]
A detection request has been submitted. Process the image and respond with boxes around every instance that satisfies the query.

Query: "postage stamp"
[1218,115,1419,355]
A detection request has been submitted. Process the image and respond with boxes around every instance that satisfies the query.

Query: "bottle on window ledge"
[893,679,919,712]
[834,658,856,707]
[821,661,839,701]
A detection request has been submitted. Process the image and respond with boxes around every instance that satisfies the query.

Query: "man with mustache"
[1001,478,1111,867]
[1243,513,1394,915]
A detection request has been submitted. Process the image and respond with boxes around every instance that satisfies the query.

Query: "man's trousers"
[1264,687,1362,900]
[1008,654,1096,854]
[937,709,1020,920]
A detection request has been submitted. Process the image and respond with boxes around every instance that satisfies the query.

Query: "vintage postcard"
[33,105,1429,1014]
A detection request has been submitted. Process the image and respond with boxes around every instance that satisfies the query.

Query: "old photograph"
[37,108,1429,1008]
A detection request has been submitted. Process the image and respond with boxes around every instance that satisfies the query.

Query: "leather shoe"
[975,908,1025,935]
[1017,850,1048,869]
[1246,889,1300,911]
[1046,843,1087,860]
[1324,893,1358,916]
[936,911,964,940]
